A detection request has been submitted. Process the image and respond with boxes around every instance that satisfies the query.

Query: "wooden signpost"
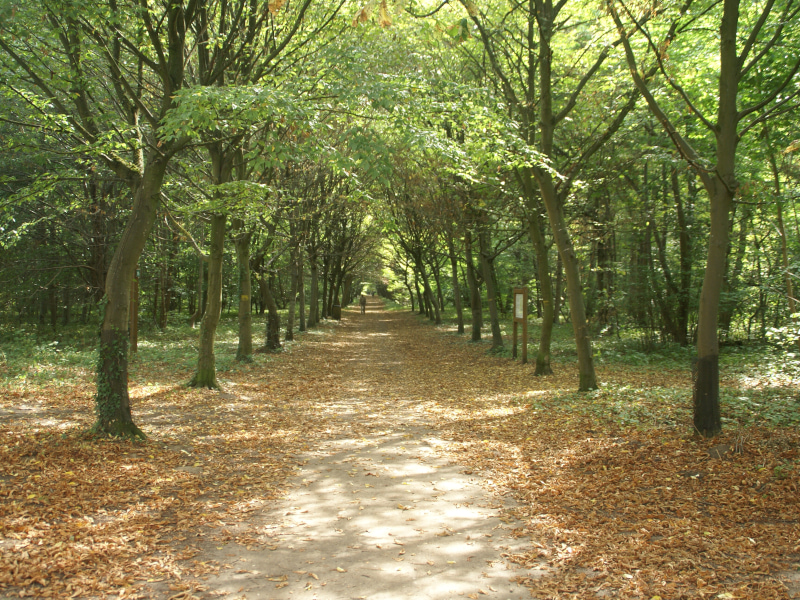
[512,287,528,364]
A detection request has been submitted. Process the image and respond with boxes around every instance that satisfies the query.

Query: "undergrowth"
[4,303,799,432]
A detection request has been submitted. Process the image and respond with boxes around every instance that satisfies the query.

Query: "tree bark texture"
[298,255,306,332]
[446,234,465,334]
[465,230,483,341]
[93,154,169,438]
[415,253,441,325]
[190,252,205,328]
[527,210,554,375]
[286,247,298,342]
[533,0,597,390]
[262,273,282,350]
[189,213,226,388]
[479,229,503,349]
[234,221,253,362]
[308,253,319,327]
[521,170,554,375]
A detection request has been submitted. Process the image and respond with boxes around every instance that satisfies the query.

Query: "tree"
[457,0,649,390]
[610,0,800,436]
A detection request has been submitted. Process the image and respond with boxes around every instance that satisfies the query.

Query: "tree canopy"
[2,0,800,438]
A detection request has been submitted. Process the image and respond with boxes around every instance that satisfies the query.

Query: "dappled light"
[2,0,799,596]
[3,299,799,599]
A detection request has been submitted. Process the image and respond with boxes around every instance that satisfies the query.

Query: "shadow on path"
[193,299,538,599]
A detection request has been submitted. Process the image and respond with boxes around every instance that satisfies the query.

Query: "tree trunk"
[189,213,226,388]
[157,263,167,329]
[431,259,445,313]
[672,168,692,346]
[93,155,170,439]
[62,280,71,326]
[479,229,503,349]
[190,253,205,328]
[190,139,236,387]
[693,185,733,437]
[553,254,563,324]
[406,282,416,312]
[446,234,465,334]
[342,274,353,308]
[521,170,554,374]
[718,204,750,338]
[261,273,282,350]
[417,255,441,325]
[308,251,319,327]
[465,229,483,341]
[767,130,796,321]
[298,253,306,332]
[528,213,554,374]
[48,285,58,330]
[533,5,596,390]
[692,0,740,437]
[321,257,329,319]
[542,184,598,390]
[234,221,253,362]
[413,275,425,315]
[286,246,298,342]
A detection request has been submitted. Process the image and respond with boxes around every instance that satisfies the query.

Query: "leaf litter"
[1,302,798,599]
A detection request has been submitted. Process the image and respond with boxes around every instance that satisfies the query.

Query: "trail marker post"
[512,287,528,364]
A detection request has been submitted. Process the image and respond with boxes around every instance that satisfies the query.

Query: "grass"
[3,302,799,432]
[0,307,308,390]
[406,302,800,431]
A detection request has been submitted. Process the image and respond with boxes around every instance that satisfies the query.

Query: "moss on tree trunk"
[92,325,145,439]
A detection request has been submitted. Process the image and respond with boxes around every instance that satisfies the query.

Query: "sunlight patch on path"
[192,300,542,599]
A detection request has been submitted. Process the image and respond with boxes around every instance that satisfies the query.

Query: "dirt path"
[182,299,536,599]
[5,298,799,599]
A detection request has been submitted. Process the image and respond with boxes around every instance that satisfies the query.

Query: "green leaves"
[445,18,471,43]
[162,85,312,143]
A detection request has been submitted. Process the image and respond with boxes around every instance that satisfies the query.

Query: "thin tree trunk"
[527,210,554,374]
[542,184,597,390]
[49,285,58,330]
[62,280,71,326]
[190,253,205,328]
[520,169,554,374]
[479,229,503,349]
[417,255,441,325]
[672,168,692,346]
[553,254,563,324]
[321,257,329,319]
[189,213,225,388]
[308,252,319,327]
[413,275,425,315]
[286,246,298,342]
[446,234,465,334]
[262,272,282,350]
[298,254,306,332]
[342,274,353,308]
[233,220,253,362]
[768,139,795,317]
[465,229,482,341]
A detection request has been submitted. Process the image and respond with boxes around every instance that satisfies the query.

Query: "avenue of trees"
[1,0,799,438]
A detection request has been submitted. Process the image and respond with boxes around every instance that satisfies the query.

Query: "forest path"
[191,298,537,600]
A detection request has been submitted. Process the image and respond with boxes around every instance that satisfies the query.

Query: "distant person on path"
[360,294,367,314]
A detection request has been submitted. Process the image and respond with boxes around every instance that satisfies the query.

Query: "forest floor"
[1,298,800,599]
